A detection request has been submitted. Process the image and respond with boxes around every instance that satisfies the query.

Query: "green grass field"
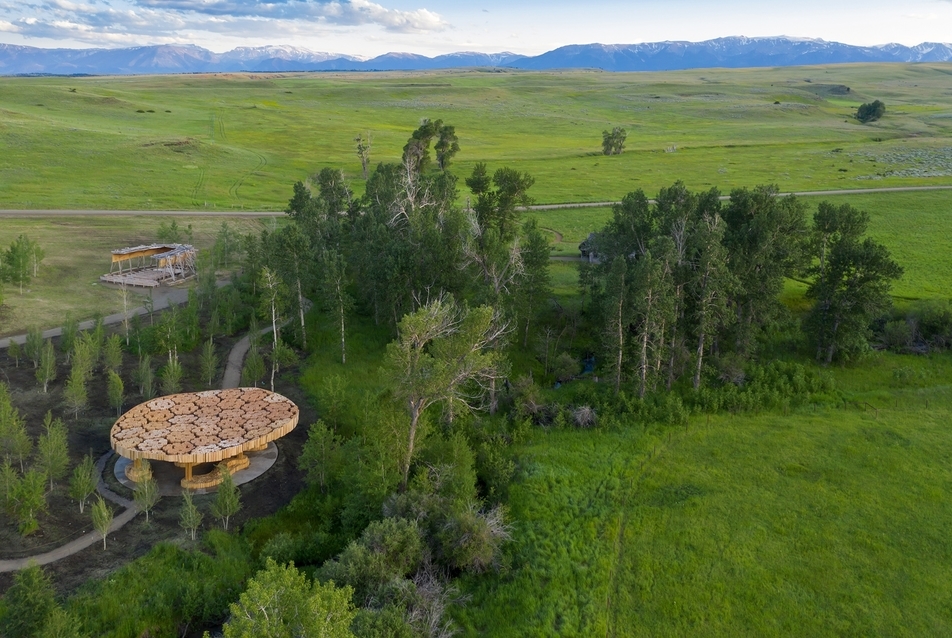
[1,64,951,210]
[2,186,949,336]
[456,355,952,636]
[0,215,268,336]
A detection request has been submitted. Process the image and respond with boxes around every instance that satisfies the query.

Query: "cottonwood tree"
[3,234,36,294]
[69,454,98,514]
[179,490,203,540]
[8,340,21,367]
[91,495,113,549]
[690,210,735,388]
[223,558,356,638]
[856,100,886,123]
[402,118,459,175]
[259,267,289,391]
[602,126,627,155]
[36,339,56,393]
[631,241,677,397]
[321,249,353,364]
[214,221,243,270]
[211,464,241,530]
[722,185,809,355]
[299,420,343,493]
[14,468,47,535]
[435,124,460,171]
[271,224,313,349]
[466,164,535,243]
[103,334,123,372]
[355,132,372,178]
[603,257,631,394]
[107,370,125,416]
[199,338,219,388]
[804,202,903,363]
[25,326,43,369]
[160,356,183,395]
[384,297,507,491]
[137,355,155,400]
[516,218,553,347]
[35,412,68,490]
[133,464,159,524]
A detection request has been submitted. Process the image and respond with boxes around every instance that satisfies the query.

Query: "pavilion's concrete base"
[114,442,279,496]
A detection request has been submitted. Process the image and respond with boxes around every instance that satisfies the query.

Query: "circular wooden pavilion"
[110,388,299,490]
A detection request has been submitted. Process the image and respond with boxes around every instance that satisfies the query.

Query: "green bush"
[68,532,254,637]
[856,100,886,123]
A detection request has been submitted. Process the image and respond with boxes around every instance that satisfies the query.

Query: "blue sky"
[1,0,950,53]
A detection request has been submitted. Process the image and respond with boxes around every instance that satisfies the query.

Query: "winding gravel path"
[0,290,267,574]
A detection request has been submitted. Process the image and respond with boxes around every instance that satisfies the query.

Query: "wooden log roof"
[110,388,299,464]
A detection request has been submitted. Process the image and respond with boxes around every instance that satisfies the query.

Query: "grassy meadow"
[0,215,269,336]
[456,355,952,636]
[2,63,952,636]
[0,64,951,210]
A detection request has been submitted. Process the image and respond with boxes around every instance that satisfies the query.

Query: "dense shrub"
[68,532,254,637]
[856,100,886,123]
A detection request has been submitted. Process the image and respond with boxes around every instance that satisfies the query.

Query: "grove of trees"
[0,116,911,637]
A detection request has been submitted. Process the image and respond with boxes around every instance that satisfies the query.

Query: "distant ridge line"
[2,36,952,76]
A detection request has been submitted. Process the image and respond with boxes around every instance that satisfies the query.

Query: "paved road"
[0,185,950,217]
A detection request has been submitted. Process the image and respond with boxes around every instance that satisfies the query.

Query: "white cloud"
[132,0,447,32]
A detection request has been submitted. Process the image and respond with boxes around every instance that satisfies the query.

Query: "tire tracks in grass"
[190,166,207,206]
[228,150,267,208]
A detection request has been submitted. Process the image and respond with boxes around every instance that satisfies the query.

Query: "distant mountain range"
[2,36,952,76]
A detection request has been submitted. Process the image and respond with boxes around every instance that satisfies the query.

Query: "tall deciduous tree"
[36,339,56,393]
[385,297,506,491]
[299,420,342,493]
[690,210,735,389]
[223,558,356,638]
[199,338,219,388]
[107,370,125,416]
[355,132,372,179]
[91,495,113,549]
[133,463,159,524]
[259,266,289,391]
[804,202,902,363]
[272,224,313,349]
[603,256,631,394]
[722,185,808,355]
[35,412,68,490]
[69,454,98,514]
[3,234,34,294]
[14,468,47,536]
[601,126,627,155]
[516,218,552,347]
[211,464,241,530]
[179,490,203,541]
